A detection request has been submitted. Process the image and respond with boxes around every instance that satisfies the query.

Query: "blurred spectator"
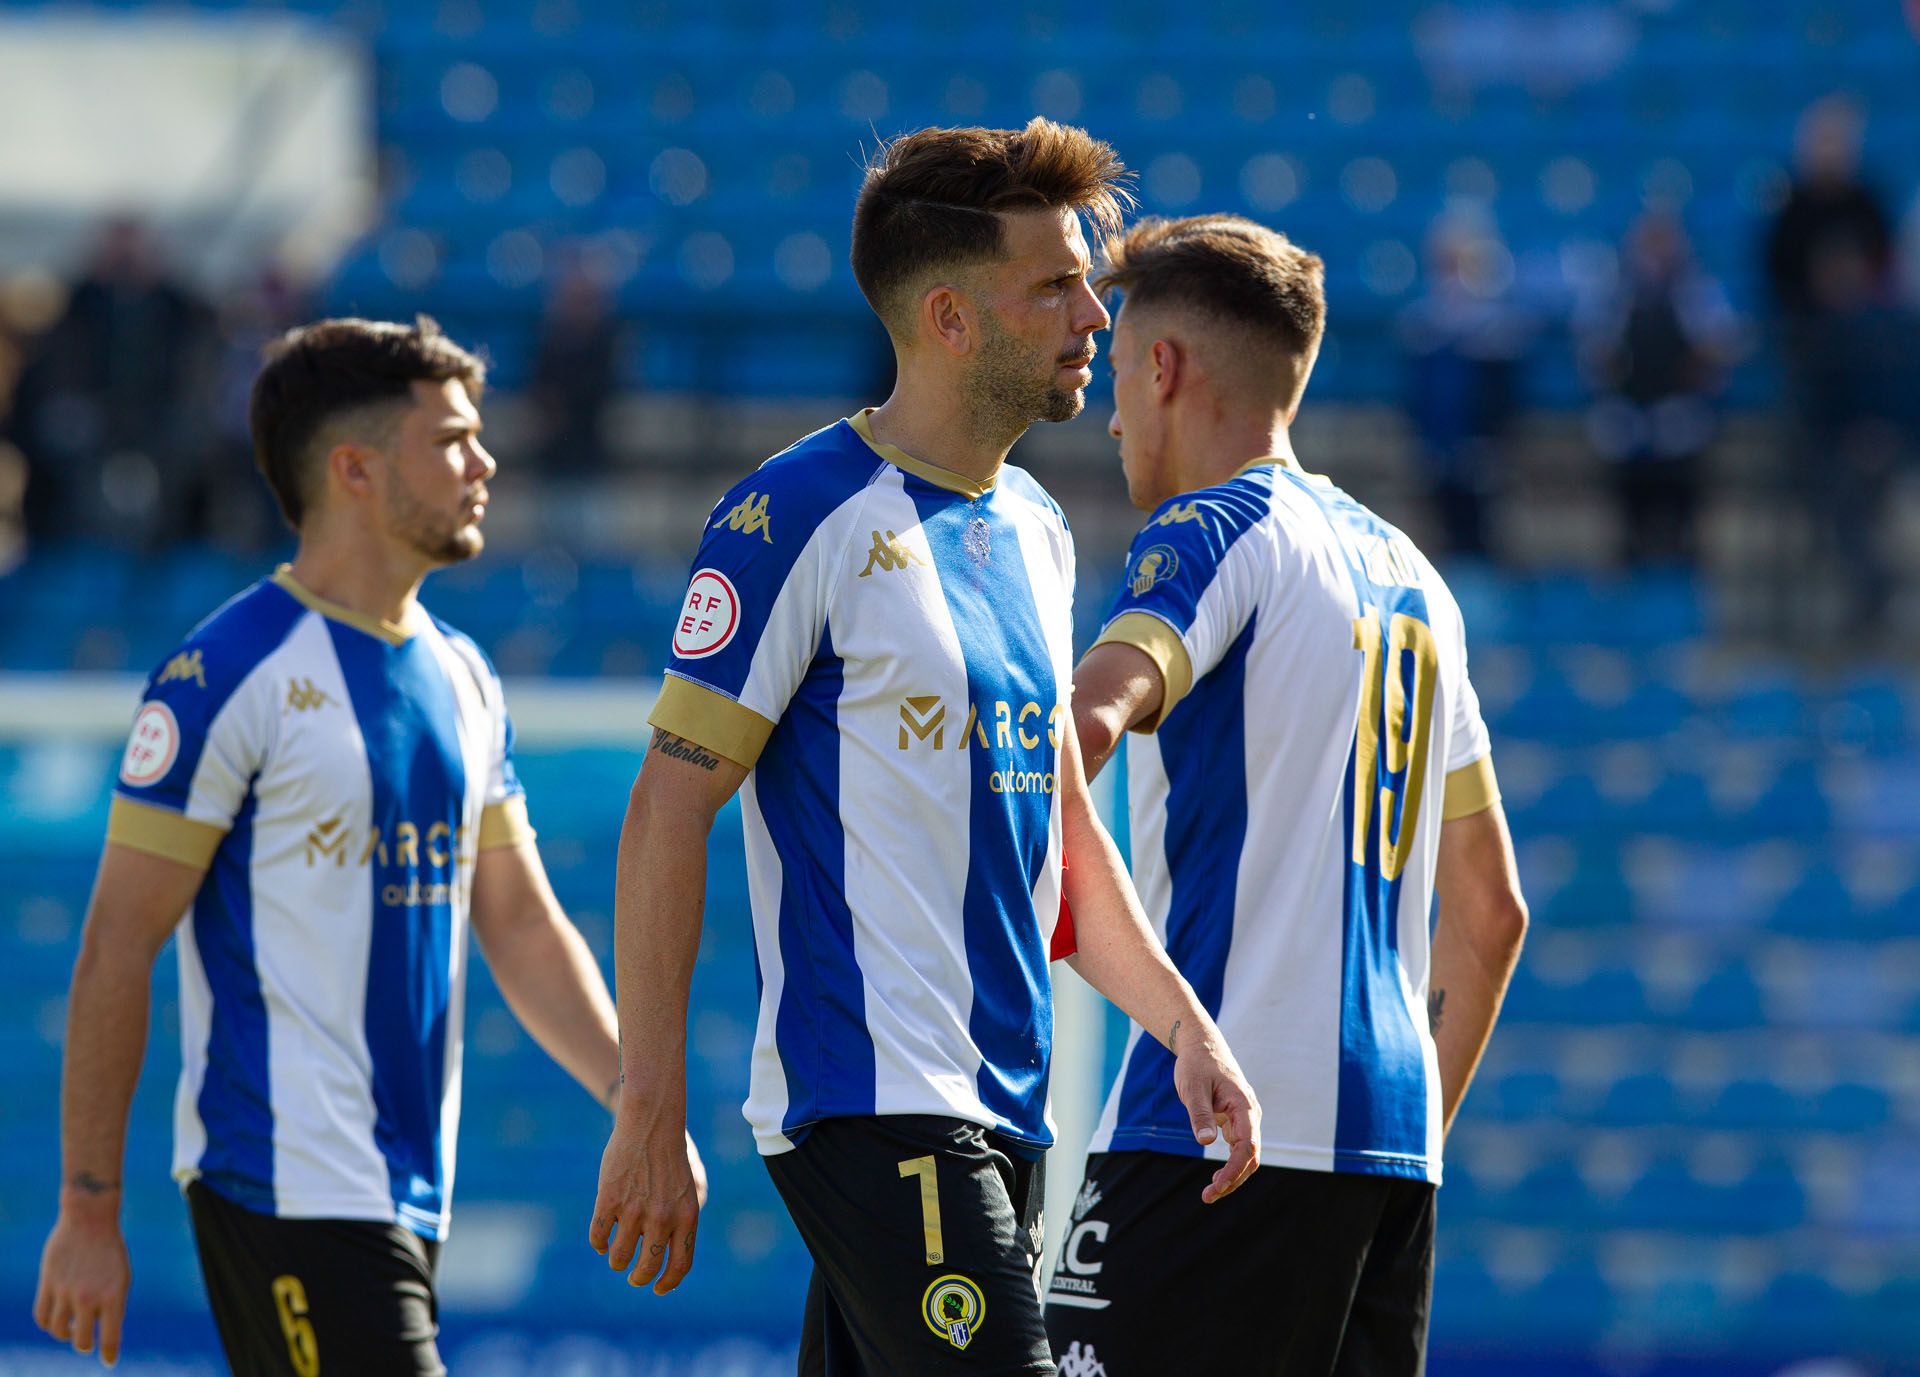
[9,219,216,548]
[205,265,308,551]
[1763,98,1915,640]
[1578,211,1741,566]
[1397,210,1531,560]
[526,255,625,477]
[1797,239,1920,636]
[1765,96,1893,319]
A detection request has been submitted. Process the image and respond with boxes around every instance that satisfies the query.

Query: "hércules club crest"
[921,1274,986,1351]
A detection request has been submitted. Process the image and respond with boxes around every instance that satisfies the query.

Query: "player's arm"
[470,822,709,1206]
[1055,723,1261,1204]
[1071,639,1166,782]
[36,841,208,1368]
[1429,796,1528,1135]
[588,730,748,1295]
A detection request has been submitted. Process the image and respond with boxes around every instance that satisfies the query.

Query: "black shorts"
[1043,1153,1435,1377]
[764,1115,1055,1376]
[187,1180,444,1377]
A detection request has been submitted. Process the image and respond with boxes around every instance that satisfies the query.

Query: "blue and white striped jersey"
[1086,461,1498,1185]
[108,568,529,1238]
[648,412,1075,1156]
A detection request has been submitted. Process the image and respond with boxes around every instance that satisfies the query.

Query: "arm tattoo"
[1168,1018,1182,1053]
[1428,988,1447,1033]
[651,730,721,773]
[67,1171,120,1195]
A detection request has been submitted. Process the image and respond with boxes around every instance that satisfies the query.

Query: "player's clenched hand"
[1171,1031,1262,1204]
[34,1204,131,1367]
[590,1109,701,1294]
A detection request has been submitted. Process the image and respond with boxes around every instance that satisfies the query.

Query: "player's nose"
[1108,410,1122,439]
[468,440,498,482]
[1072,278,1110,334]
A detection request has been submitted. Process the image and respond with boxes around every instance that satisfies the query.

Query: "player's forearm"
[483,910,621,1108]
[1429,894,1527,1133]
[609,780,711,1119]
[1060,800,1214,1054]
[56,937,159,1219]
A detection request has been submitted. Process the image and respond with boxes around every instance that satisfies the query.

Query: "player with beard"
[590,122,1260,1376]
[33,317,701,1374]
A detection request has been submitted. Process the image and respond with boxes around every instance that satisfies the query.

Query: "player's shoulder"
[997,463,1069,530]
[1135,464,1281,557]
[142,575,311,709]
[424,611,504,688]
[704,418,890,554]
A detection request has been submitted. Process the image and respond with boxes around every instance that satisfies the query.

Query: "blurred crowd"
[1399,94,1920,603]
[3,96,1920,616]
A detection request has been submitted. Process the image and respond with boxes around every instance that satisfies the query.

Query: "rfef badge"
[922,1274,985,1351]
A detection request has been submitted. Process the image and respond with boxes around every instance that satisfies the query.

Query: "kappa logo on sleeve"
[674,569,742,659]
[156,650,206,689]
[712,492,773,543]
[1149,501,1203,528]
[120,702,180,786]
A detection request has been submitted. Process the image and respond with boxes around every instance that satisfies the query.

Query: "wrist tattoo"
[68,1171,120,1195]
[652,730,720,773]
[1428,988,1447,1032]
[1169,1018,1183,1053]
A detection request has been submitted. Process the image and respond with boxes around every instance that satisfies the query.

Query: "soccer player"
[32,318,693,1374]
[589,122,1260,1376]
[1042,216,1530,1376]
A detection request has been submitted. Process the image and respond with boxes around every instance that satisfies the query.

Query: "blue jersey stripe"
[1286,473,1432,1169]
[193,789,272,1209]
[759,617,873,1135]
[1108,617,1255,1155]
[328,627,466,1236]
[910,480,1057,1142]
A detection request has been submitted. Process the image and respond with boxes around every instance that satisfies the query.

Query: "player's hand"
[1171,1031,1262,1204]
[589,1105,701,1294]
[34,1199,131,1367]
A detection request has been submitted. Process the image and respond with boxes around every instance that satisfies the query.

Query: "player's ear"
[922,283,975,358]
[325,440,379,504]
[1149,338,1181,403]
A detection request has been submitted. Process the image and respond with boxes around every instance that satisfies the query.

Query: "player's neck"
[285,530,430,634]
[867,381,1019,490]
[1171,409,1297,493]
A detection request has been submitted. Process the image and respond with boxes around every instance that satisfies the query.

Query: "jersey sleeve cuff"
[107,795,225,868]
[1093,611,1195,733]
[1443,754,1501,821]
[649,674,776,768]
[478,795,535,850]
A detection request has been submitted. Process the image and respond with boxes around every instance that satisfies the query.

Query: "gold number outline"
[270,1274,320,1377]
[897,1155,945,1266]
[1351,608,1440,881]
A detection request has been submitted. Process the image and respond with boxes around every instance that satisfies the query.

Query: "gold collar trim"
[272,567,413,646]
[847,410,996,500]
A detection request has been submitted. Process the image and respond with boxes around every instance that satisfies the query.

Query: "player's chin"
[1038,384,1086,424]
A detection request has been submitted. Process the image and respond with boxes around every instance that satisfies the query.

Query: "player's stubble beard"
[386,464,484,567]
[965,308,1089,442]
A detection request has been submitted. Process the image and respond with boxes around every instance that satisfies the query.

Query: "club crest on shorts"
[922,1273,986,1351]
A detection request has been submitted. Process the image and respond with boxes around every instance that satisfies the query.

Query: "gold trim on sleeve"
[107,796,225,869]
[1092,611,1196,733]
[478,796,535,850]
[1443,754,1500,821]
[847,410,996,499]
[648,674,777,768]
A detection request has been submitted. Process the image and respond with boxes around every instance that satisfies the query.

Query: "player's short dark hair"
[1096,215,1327,402]
[850,118,1133,334]
[249,315,485,529]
